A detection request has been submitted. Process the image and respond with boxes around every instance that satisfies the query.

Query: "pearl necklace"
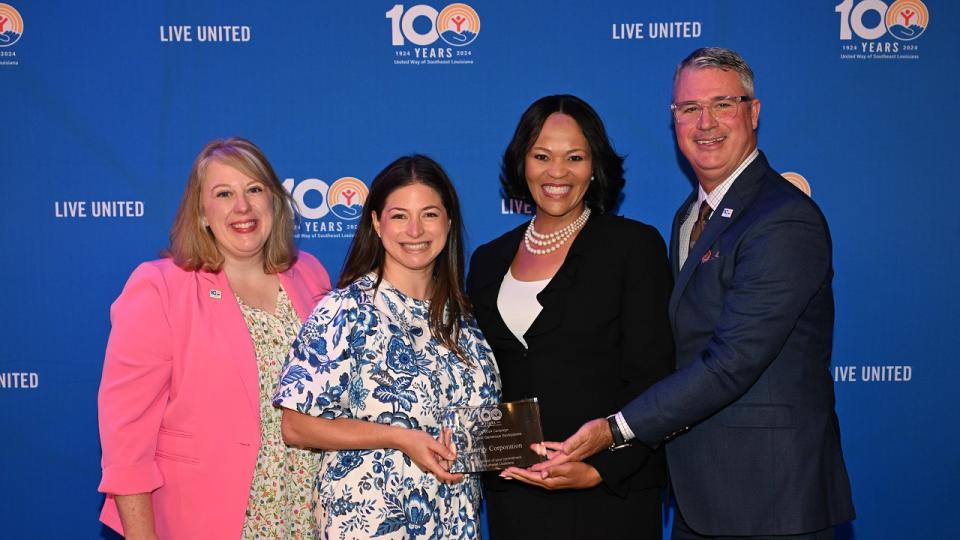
[523,207,592,255]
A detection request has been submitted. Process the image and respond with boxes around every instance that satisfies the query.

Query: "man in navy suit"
[534,48,855,538]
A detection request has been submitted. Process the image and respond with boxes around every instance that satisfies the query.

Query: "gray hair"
[674,47,756,98]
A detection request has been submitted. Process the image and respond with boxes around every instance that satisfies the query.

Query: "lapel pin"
[209,289,222,300]
[721,208,733,218]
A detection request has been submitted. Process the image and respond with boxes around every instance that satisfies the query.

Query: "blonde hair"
[166,137,297,273]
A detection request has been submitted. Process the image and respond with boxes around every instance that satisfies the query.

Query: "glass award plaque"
[443,398,545,473]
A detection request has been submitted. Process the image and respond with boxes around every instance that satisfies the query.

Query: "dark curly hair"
[500,95,625,214]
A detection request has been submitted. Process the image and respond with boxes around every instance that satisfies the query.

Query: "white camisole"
[496,268,550,348]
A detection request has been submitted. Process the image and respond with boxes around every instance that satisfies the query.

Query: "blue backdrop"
[1,1,956,538]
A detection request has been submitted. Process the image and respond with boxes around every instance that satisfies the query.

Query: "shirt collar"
[697,147,760,210]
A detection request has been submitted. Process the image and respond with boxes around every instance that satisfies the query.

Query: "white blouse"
[497,268,550,348]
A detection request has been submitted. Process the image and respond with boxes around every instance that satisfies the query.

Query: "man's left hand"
[528,417,613,473]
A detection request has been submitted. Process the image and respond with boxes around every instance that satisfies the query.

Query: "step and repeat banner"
[1,1,957,538]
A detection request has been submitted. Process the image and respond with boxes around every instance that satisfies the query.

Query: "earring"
[590,175,595,182]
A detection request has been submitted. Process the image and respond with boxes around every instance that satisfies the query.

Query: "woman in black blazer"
[467,95,674,538]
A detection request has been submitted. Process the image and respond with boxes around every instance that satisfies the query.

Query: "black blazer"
[467,213,674,497]
[622,153,856,535]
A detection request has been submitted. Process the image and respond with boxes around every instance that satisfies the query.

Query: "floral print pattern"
[239,288,320,540]
[274,274,500,540]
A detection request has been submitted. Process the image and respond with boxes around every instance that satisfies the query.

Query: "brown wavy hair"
[339,154,472,360]
[165,137,298,273]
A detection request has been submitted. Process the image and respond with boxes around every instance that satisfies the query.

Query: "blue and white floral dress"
[273,273,501,540]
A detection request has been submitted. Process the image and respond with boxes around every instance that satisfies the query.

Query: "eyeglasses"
[670,96,752,124]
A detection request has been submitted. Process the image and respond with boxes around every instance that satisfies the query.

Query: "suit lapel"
[670,193,696,277]
[278,266,312,322]
[470,217,594,345]
[470,225,525,348]
[525,217,595,340]
[199,270,261,420]
[669,153,771,317]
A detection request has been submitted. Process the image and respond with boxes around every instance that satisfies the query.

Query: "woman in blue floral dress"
[274,155,500,540]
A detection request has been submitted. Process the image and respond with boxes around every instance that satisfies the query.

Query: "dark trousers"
[485,484,662,539]
[671,510,836,540]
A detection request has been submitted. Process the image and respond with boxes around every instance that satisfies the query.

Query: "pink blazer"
[98,252,331,539]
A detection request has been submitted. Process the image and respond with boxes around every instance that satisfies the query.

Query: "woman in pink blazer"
[98,138,331,539]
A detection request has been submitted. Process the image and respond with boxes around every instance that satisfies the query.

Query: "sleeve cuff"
[98,460,164,495]
[615,411,636,441]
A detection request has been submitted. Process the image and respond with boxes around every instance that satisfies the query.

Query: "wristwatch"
[606,414,632,451]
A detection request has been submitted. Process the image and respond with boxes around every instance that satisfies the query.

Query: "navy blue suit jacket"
[621,152,855,536]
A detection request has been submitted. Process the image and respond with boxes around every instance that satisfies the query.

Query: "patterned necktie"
[688,200,712,252]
